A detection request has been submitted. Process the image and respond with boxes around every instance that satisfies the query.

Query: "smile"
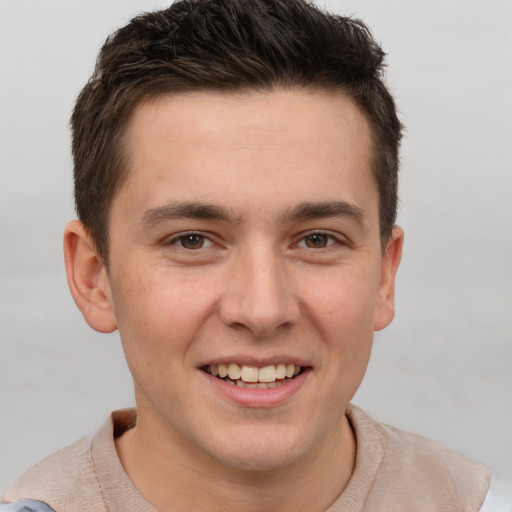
[203,363,304,389]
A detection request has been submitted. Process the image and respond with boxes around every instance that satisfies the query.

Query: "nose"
[219,246,300,337]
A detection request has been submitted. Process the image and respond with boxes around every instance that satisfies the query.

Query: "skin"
[64,89,403,512]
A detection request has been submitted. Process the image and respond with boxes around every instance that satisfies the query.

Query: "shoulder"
[0,500,55,512]
[1,431,98,507]
[348,404,491,481]
[380,419,489,475]
[379,421,491,509]
[347,404,492,511]
[1,411,137,512]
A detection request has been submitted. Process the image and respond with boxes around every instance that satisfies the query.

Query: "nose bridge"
[220,241,299,336]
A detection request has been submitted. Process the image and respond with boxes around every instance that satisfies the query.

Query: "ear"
[374,226,404,331]
[63,220,117,333]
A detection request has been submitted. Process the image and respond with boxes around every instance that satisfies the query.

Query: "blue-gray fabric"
[0,500,55,512]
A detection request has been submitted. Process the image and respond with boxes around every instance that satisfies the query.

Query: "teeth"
[236,379,292,389]
[276,363,286,380]
[258,365,276,383]
[218,364,228,378]
[240,365,259,382]
[227,363,241,380]
[237,380,271,389]
[207,363,303,383]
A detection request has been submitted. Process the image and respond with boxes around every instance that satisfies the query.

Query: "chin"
[208,426,314,473]
[218,448,301,473]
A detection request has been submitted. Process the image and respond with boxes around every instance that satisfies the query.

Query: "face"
[98,90,401,471]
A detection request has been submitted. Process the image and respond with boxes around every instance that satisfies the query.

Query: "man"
[1,0,508,510]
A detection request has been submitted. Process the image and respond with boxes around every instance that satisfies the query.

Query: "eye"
[171,233,214,250]
[300,232,337,249]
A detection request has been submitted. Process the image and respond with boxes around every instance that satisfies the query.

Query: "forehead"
[117,89,376,221]
[128,88,372,156]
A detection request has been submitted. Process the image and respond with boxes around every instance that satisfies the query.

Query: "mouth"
[202,363,306,389]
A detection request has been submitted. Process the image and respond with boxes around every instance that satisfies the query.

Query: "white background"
[1,0,511,492]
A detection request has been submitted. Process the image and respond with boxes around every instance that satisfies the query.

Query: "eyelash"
[295,230,346,250]
[166,230,345,251]
[167,232,215,250]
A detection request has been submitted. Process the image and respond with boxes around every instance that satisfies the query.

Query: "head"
[71,0,402,266]
[64,0,404,480]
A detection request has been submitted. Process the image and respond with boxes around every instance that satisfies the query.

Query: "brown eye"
[304,233,329,248]
[179,234,205,249]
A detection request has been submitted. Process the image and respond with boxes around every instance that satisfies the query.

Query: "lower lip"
[201,368,311,408]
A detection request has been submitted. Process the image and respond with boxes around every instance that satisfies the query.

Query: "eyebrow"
[280,201,367,225]
[139,199,366,229]
[140,201,242,228]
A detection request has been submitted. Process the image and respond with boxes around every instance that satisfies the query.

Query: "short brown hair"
[71,0,402,263]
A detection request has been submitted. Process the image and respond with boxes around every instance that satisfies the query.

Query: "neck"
[115,410,356,512]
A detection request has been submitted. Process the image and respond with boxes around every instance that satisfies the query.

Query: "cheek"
[301,267,378,389]
[302,264,380,337]
[110,265,221,364]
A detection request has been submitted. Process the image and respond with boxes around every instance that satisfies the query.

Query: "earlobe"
[63,220,117,333]
[374,226,404,332]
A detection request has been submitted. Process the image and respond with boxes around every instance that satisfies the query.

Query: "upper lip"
[198,355,311,368]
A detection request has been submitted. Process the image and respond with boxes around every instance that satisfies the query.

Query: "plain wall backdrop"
[1,0,511,492]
